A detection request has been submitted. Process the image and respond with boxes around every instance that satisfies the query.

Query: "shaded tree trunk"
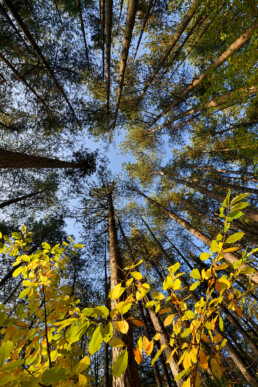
[133,188,258,284]
[0,190,44,209]
[108,194,140,387]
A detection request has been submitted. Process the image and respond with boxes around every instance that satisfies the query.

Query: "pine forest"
[0,0,257,386]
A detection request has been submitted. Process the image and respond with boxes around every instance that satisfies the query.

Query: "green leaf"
[82,307,97,317]
[190,269,201,280]
[228,210,244,221]
[200,252,210,261]
[103,322,113,343]
[108,338,125,347]
[88,325,103,355]
[94,306,109,318]
[189,281,200,291]
[42,367,70,385]
[219,316,224,331]
[112,349,128,377]
[65,319,89,344]
[174,368,187,381]
[0,341,13,367]
[181,328,191,338]
[225,232,244,244]
[230,202,249,211]
[231,193,250,205]
[221,190,230,208]
[184,310,195,320]
[151,345,166,365]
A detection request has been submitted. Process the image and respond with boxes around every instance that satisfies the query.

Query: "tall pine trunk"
[108,194,140,386]
[134,188,258,284]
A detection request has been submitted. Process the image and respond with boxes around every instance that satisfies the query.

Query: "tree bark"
[105,0,112,117]
[133,188,258,284]
[108,194,140,387]
[0,149,85,169]
[0,190,44,208]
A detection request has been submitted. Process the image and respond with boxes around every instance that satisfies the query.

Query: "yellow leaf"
[131,271,142,280]
[142,336,153,357]
[108,338,125,347]
[164,314,175,326]
[126,278,133,287]
[115,320,129,334]
[173,279,181,290]
[182,377,191,387]
[109,283,125,300]
[218,278,230,290]
[133,348,143,364]
[165,347,178,363]
[78,373,88,386]
[154,333,160,341]
[183,351,192,370]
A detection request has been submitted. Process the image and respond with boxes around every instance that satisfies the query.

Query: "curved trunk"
[134,188,258,284]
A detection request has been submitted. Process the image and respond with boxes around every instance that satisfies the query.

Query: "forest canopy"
[0,0,257,386]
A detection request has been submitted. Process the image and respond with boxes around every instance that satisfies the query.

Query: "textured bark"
[138,0,200,101]
[134,188,258,284]
[0,53,49,110]
[0,190,44,209]
[150,22,257,126]
[3,0,78,122]
[104,241,110,387]
[108,195,140,387]
[0,149,84,169]
[105,0,112,116]
[77,0,90,67]
[113,0,138,129]
[149,86,257,135]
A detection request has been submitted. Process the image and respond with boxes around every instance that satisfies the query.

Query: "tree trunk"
[77,0,90,67]
[163,172,258,222]
[149,22,257,127]
[138,0,200,101]
[133,0,155,62]
[133,188,258,284]
[108,194,140,387]
[104,241,110,387]
[113,0,138,129]
[99,0,105,80]
[3,0,78,122]
[0,53,49,111]
[149,86,257,135]
[0,190,44,208]
[0,149,86,169]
